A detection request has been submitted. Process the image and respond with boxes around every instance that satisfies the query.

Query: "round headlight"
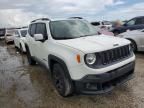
[85,54,96,65]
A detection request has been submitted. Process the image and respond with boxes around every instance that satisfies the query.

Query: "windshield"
[50,20,98,40]
[20,30,27,37]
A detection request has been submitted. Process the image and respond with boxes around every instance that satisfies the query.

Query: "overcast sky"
[0,0,144,27]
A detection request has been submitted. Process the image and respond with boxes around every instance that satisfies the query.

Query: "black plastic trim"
[74,61,135,94]
[48,55,72,80]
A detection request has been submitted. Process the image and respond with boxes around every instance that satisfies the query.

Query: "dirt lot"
[0,40,144,108]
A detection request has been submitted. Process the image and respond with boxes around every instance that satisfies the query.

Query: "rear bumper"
[74,61,135,94]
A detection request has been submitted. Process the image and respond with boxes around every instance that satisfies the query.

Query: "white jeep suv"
[25,18,135,97]
[14,27,28,53]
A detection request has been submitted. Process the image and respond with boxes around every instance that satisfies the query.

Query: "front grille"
[98,45,131,65]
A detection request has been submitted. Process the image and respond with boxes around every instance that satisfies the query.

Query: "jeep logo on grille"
[113,44,119,47]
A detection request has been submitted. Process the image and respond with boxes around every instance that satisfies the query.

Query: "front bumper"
[74,61,135,94]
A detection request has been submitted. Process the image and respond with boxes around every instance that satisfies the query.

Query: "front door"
[33,23,48,63]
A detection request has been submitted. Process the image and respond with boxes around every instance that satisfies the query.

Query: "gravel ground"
[0,40,144,108]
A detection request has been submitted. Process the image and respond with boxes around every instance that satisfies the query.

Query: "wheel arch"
[48,55,72,80]
[126,38,138,51]
[126,38,137,45]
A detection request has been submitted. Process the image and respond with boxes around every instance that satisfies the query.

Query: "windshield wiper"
[79,34,98,38]
[55,37,79,40]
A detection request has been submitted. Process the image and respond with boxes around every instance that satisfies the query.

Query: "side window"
[15,30,20,37]
[20,30,27,37]
[135,18,144,25]
[126,19,136,26]
[36,23,48,40]
[29,24,36,37]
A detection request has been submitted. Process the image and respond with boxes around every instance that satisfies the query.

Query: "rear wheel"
[52,63,73,97]
[26,47,36,65]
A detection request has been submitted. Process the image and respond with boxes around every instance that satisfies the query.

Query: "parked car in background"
[14,27,28,53]
[99,27,114,36]
[25,18,135,97]
[118,29,144,52]
[112,16,144,35]
[91,21,112,30]
[0,28,6,39]
[5,28,16,44]
[91,24,114,36]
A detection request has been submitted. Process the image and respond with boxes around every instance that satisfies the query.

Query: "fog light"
[85,83,98,90]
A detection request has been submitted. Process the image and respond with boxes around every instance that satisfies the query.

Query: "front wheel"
[52,63,73,97]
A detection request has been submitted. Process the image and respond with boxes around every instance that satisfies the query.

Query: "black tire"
[52,63,73,97]
[26,47,36,65]
[20,44,24,53]
[130,40,137,52]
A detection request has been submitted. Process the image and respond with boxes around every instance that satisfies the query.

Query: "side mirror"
[34,34,44,41]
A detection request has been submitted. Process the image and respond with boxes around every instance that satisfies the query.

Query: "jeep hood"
[56,35,130,53]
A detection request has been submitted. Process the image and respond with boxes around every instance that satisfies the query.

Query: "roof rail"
[31,18,50,23]
[69,17,83,19]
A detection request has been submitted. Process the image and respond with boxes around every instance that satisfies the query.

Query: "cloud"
[0,0,124,15]
[0,9,46,28]
[102,2,144,21]
[1,0,144,28]
[0,0,123,27]
[113,0,125,5]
